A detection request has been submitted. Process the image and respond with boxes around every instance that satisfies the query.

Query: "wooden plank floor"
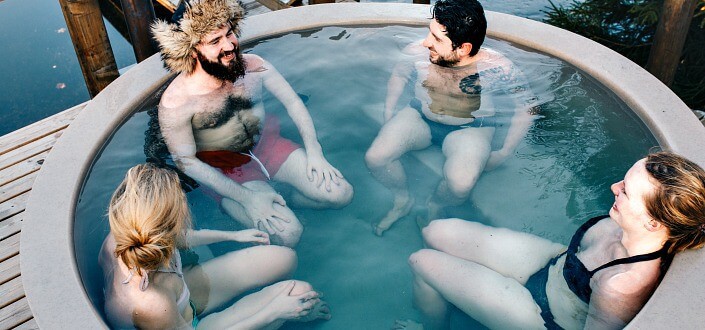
[0,103,84,329]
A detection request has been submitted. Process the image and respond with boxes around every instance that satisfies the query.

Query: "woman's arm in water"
[186,229,270,247]
[584,272,655,329]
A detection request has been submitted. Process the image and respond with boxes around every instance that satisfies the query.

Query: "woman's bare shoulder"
[583,217,620,243]
[131,288,183,329]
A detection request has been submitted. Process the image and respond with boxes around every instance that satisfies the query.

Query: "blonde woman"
[399,152,705,329]
[98,164,329,329]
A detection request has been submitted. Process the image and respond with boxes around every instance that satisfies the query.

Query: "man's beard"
[196,46,246,82]
[430,51,460,68]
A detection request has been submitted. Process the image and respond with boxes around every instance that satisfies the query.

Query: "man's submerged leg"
[364,107,432,236]
[424,127,493,225]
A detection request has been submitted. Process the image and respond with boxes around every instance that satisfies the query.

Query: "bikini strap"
[123,251,183,292]
[568,215,610,251]
[589,247,667,276]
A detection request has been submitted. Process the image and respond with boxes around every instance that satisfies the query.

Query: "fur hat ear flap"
[151,20,197,74]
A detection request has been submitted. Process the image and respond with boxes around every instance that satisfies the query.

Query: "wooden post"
[120,0,159,62]
[59,0,120,97]
[646,0,698,87]
[98,0,130,42]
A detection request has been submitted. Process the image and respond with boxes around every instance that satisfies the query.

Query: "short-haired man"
[152,0,353,247]
[365,0,539,235]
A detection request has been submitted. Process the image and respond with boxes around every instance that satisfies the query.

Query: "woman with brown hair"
[398,151,705,329]
[99,163,329,329]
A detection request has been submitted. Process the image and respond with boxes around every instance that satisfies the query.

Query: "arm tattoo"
[459,73,482,95]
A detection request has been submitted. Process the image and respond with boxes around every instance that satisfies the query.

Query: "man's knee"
[326,180,354,208]
[445,176,476,199]
[364,146,388,169]
[273,222,303,248]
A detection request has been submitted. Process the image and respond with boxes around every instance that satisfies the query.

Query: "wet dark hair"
[432,0,487,56]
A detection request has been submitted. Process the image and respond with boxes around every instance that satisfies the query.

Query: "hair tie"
[699,223,705,234]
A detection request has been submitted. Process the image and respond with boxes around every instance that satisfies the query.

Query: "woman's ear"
[645,219,663,232]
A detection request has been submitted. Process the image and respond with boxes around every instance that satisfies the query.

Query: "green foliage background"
[544,0,705,109]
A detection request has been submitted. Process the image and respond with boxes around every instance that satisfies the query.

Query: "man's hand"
[242,191,291,235]
[305,152,344,192]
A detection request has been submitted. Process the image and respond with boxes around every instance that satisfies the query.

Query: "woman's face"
[609,159,658,232]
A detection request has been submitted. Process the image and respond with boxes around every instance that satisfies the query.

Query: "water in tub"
[74,25,655,329]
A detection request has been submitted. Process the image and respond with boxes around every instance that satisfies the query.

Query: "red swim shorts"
[195,115,300,200]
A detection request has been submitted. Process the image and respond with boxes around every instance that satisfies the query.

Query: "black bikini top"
[562,215,671,304]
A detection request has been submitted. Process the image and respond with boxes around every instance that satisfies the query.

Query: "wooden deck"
[0,103,85,329]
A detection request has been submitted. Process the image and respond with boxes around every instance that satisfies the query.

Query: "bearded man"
[365,0,540,236]
[152,0,353,247]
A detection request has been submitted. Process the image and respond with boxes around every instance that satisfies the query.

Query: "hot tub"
[21,3,705,328]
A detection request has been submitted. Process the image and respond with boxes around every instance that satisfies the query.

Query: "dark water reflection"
[0,0,136,136]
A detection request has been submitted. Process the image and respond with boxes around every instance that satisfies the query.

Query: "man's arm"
[384,42,423,121]
[384,61,413,121]
[485,61,539,170]
[257,56,343,189]
[159,109,249,199]
[159,107,288,233]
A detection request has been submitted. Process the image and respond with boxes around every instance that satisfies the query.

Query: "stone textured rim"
[21,3,705,328]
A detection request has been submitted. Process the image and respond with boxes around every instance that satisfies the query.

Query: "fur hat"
[151,0,246,74]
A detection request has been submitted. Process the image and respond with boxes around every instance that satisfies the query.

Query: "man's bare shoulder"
[478,48,514,70]
[244,53,268,72]
[160,75,193,110]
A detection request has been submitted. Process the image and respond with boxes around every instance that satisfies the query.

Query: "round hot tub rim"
[21,3,705,328]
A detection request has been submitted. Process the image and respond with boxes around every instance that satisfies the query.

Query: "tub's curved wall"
[20,3,705,328]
